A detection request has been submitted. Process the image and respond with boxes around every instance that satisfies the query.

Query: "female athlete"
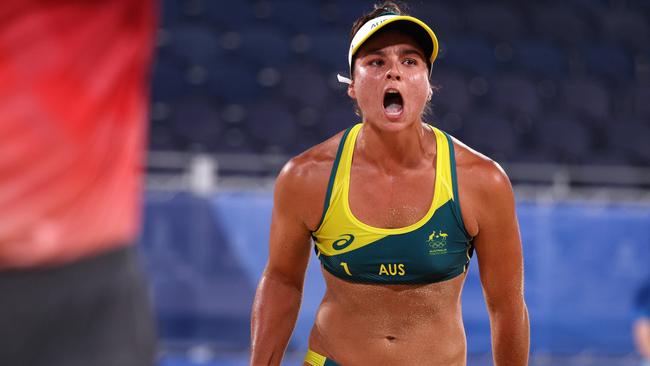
[251,2,529,365]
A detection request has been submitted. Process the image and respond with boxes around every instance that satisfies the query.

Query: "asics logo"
[333,234,355,250]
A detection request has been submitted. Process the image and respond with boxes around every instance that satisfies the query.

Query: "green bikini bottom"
[304,349,341,366]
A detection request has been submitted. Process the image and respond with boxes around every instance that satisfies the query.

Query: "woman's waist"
[309,303,466,366]
[313,295,464,339]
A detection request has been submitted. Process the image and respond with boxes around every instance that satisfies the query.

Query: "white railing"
[146,151,650,202]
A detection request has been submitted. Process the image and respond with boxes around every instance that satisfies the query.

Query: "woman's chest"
[348,168,436,229]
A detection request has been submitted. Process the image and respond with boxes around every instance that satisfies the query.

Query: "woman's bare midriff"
[306,270,468,366]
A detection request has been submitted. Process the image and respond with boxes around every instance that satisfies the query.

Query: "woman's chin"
[368,121,415,135]
[368,110,418,130]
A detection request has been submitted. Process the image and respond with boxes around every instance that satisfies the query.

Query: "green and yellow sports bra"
[311,123,473,284]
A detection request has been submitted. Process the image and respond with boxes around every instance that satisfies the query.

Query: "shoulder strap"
[314,126,354,231]
[442,131,472,240]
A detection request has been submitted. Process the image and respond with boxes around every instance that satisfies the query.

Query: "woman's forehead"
[355,29,426,58]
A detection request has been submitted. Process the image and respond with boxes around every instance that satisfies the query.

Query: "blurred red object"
[0,0,157,268]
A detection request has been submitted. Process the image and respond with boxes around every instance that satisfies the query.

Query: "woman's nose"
[386,71,401,81]
[386,61,402,80]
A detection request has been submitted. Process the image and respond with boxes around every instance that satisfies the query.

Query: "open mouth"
[383,90,403,116]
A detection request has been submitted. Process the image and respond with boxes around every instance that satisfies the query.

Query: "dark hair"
[347,1,436,119]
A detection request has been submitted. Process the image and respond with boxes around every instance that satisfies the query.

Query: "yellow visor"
[343,14,439,82]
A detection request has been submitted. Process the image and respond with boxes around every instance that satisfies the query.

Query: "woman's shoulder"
[447,136,515,236]
[448,135,512,191]
[273,130,348,224]
[277,129,347,185]
[273,129,349,229]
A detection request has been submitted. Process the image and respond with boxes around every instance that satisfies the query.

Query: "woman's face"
[348,29,431,131]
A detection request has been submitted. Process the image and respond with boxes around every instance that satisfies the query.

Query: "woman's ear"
[427,86,433,102]
[347,81,356,99]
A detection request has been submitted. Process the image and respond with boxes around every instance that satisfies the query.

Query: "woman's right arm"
[250,160,315,366]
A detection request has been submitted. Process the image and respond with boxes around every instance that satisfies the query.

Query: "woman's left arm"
[468,160,530,366]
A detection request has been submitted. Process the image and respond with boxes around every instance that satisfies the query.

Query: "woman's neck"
[356,120,435,173]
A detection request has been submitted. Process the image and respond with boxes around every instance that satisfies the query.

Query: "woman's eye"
[404,58,417,65]
[369,59,384,66]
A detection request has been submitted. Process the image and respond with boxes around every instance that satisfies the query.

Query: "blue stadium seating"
[416,3,461,36]
[238,26,291,68]
[630,85,650,119]
[215,125,256,154]
[534,113,595,164]
[307,29,349,73]
[203,1,254,30]
[246,99,298,153]
[463,3,526,41]
[607,120,650,165]
[265,0,324,33]
[599,9,649,52]
[280,63,329,108]
[149,120,178,151]
[581,44,634,81]
[318,103,358,140]
[561,78,611,121]
[463,111,518,161]
[431,70,471,113]
[151,58,191,103]
[169,97,223,149]
[324,0,375,28]
[208,62,262,103]
[512,40,568,78]
[442,37,496,76]
[167,24,222,68]
[489,73,541,116]
[160,0,183,26]
[150,0,650,168]
[529,4,594,45]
